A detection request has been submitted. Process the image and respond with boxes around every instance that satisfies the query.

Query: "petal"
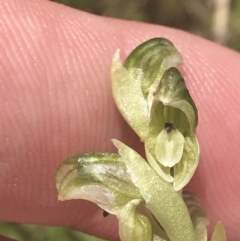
[55,152,142,214]
[112,139,196,241]
[155,128,185,167]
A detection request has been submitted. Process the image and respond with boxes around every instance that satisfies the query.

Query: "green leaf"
[210,222,227,241]
[0,222,109,241]
[182,191,209,241]
[112,139,196,241]
[56,152,142,214]
[111,38,182,141]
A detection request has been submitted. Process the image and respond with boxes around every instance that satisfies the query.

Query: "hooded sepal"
[111,38,182,141]
[124,38,183,103]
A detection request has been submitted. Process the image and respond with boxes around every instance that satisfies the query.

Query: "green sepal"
[173,136,199,190]
[112,139,196,241]
[182,191,209,241]
[56,152,142,215]
[111,50,150,140]
[111,38,182,141]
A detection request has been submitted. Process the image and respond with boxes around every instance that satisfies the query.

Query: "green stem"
[113,139,196,241]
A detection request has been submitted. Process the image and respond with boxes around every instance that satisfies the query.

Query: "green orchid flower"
[145,67,199,190]
[55,38,227,241]
[111,38,199,191]
[111,38,183,142]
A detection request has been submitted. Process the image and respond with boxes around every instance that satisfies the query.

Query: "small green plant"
[55,38,227,241]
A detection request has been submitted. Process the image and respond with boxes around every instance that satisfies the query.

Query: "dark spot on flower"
[103,210,109,217]
[164,123,175,133]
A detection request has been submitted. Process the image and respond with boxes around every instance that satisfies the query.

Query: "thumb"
[0,1,240,241]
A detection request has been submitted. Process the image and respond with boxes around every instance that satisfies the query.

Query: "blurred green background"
[50,0,240,51]
[0,222,108,241]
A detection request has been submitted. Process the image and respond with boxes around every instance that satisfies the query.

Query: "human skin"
[0,0,239,241]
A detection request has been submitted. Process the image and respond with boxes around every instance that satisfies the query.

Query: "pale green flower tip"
[155,127,185,167]
[111,49,150,141]
[211,222,227,241]
[112,138,119,150]
[57,193,65,201]
[111,49,122,73]
[112,138,127,157]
